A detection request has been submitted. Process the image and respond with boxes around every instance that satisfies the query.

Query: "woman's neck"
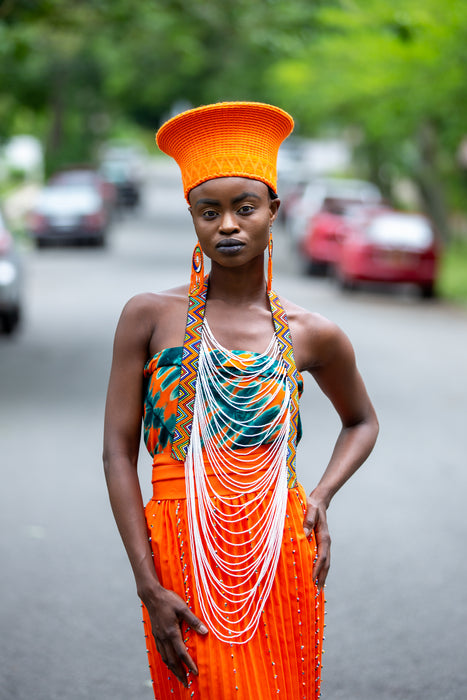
[207,258,268,306]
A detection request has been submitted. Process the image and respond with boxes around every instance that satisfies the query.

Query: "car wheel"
[304,259,328,276]
[420,282,435,299]
[93,233,107,247]
[1,307,21,334]
[337,272,358,292]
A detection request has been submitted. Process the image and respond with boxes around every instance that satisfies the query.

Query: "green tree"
[0,2,109,171]
[3,0,467,237]
[267,0,467,239]
[0,0,325,170]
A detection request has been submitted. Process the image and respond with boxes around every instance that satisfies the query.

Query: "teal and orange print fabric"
[143,347,303,459]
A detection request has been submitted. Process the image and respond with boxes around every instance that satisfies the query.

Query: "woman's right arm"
[102,295,207,687]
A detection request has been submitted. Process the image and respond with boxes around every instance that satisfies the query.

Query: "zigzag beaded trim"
[171,277,208,461]
[268,289,299,489]
[171,278,299,488]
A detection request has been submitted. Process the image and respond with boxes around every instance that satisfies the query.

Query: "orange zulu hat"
[156,101,294,201]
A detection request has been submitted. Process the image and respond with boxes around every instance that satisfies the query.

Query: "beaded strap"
[268,290,299,488]
[171,276,208,461]
[172,281,299,488]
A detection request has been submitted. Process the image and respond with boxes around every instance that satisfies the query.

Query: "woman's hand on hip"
[303,496,331,591]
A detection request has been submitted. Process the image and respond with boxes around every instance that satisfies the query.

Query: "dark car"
[99,156,142,208]
[99,142,147,208]
[336,210,441,298]
[29,184,109,247]
[99,159,140,207]
[0,210,22,334]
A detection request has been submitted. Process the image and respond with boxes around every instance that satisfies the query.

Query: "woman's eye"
[238,205,254,214]
[203,210,217,219]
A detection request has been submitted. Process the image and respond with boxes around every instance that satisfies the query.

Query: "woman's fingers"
[172,607,208,676]
[171,629,199,677]
[304,498,331,591]
[180,607,209,637]
[312,517,331,590]
[303,503,317,538]
[157,638,190,687]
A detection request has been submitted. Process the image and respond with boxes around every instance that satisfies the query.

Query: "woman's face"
[188,177,280,268]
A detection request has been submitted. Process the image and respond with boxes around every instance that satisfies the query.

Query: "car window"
[37,186,101,213]
[367,214,434,247]
[53,172,96,185]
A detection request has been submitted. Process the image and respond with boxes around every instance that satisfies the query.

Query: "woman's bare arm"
[300,317,379,589]
[103,296,157,591]
[103,295,207,686]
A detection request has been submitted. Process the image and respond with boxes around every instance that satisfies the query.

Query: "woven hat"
[156,101,294,201]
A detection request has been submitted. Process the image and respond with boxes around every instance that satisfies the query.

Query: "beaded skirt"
[141,347,324,699]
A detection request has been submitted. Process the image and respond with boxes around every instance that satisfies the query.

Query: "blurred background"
[1,2,466,699]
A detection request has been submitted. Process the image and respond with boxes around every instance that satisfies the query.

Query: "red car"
[300,198,373,275]
[336,210,441,298]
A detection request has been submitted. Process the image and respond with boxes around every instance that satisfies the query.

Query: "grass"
[437,238,467,304]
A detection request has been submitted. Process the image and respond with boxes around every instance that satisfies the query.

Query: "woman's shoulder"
[280,295,339,336]
[279,295,351,372]
[122,284,190,318]
[118,284,190,355]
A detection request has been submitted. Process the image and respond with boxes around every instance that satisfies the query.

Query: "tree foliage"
[267,0,467,236]
[0,0,323,170]
[1,0,467,235]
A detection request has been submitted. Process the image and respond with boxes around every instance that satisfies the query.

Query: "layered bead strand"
[185,320,292,644]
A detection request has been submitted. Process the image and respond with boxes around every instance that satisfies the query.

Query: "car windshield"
[37,186,101,214]
[53,171,97,185]
[366,214,434,248]
[100,160,130,183]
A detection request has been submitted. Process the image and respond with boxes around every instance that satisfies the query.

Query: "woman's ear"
[269,198,281,224]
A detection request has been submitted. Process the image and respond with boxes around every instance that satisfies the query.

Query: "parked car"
[99,158,141,208]
[300,198,375,275]
[99,142,147,208]
[287,177,383,244]
[336,210,441,298]
[29,184,109,247]
[0,210,22,334]
[49,167,116,214]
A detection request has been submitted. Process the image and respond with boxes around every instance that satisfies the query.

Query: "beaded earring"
[189,241,204,294]
[267,228,273,294]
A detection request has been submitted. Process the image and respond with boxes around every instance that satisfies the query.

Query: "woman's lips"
[216,239,245,253]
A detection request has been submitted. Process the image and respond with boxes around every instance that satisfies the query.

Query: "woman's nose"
[219,211,239,233]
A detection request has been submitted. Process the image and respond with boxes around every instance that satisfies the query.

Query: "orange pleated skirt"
[142,454,325,699]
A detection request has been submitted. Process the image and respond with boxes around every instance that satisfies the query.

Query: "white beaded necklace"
[185,319,291,643]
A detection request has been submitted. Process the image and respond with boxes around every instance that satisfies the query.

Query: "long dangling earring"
[267,228,273,294]
[190,241,204,294]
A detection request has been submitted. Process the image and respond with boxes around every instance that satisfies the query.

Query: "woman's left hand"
[303,496,331,591]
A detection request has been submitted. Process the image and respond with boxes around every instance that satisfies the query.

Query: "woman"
[103,102,379,699]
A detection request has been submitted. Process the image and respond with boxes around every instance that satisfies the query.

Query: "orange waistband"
[151,447,275,501]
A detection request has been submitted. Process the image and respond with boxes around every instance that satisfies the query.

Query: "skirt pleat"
[142,469,324,700]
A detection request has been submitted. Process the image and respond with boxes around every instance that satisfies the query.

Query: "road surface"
[1,161,466,699]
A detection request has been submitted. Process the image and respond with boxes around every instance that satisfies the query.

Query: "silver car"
[29,184,109,247]
[0,210,22,334]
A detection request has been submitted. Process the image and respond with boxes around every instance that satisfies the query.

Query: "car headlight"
[0,260,18,285]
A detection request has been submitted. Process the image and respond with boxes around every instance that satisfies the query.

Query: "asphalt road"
[1,161,466,700]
